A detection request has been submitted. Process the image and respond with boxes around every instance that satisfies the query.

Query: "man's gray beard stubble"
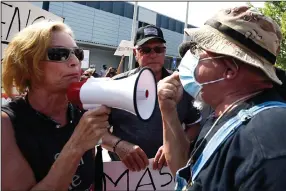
[193,93,208,111]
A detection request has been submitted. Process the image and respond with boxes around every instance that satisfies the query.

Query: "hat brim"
[184,25,282,85]
[136,37,166,46]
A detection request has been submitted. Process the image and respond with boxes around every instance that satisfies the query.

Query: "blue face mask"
[178,50,225,99]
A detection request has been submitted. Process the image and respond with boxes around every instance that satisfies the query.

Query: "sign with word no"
[1,2,64,57]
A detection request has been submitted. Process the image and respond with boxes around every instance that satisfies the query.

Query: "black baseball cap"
[134,25,166,46]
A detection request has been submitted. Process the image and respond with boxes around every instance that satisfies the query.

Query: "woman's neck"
[28,88,69,125]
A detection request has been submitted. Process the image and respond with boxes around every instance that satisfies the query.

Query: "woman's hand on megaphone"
[115,141,149,172]
[157,72,183,113]
[68,105,111,154]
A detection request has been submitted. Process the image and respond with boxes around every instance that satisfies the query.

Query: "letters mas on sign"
[1,2,64,57]
[103,159,175,191]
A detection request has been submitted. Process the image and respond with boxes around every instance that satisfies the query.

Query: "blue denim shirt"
[175,90,286,191]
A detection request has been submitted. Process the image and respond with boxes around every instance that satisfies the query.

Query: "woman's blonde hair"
[2,21,74,97]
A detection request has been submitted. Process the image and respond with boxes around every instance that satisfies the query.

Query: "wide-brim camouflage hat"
[184,6,283,84]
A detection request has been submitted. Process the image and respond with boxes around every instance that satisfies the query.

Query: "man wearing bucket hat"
[157,6,286,190]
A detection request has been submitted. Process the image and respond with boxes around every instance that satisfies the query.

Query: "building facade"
[33,1,196,72]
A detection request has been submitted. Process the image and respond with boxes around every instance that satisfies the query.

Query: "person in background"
[99,65,107,77]
[115,55,126,75]
[101,24,201,172]
[1,21,110,191]
[80,68,100,81]
[105,67,117,78]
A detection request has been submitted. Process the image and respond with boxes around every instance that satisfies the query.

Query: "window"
[86,2,100,9]
[74,1,86,6]
[100,2,113,13]
[188,24,196,28]
[168,18,176,31]
[160,15,168,29]
[124,3,134,19]
[176,21,184,34]
[113,2,124,16]
[138,21,151,28]
[156,14,161,27]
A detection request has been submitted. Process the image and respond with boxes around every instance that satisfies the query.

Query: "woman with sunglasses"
[1,21,110,191]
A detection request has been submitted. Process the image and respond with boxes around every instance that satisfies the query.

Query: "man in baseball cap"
[157,6,286,190]
[101,24,202,173]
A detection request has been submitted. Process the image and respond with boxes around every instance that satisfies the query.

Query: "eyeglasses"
[47,47,84,62]
[137,46,166,54]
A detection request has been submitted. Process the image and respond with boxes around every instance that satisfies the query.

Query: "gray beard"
[193,93,208,111]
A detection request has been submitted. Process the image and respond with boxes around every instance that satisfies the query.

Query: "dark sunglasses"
[137,46,166,54]
[47,47,84,62]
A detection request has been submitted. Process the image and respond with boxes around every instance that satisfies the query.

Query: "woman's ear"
[223,58,239,80]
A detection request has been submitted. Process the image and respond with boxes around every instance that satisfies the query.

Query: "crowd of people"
[1,5,286,191]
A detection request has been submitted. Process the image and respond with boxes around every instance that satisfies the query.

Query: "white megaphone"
[67,67,157,121]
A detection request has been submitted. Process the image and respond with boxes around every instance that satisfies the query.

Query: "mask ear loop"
[232,58,239,71]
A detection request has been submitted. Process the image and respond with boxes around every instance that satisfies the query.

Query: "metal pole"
[128,1,138,71]
[183,2,189,42]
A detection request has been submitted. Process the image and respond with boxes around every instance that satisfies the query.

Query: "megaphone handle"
[94,145,103,191]
[91,108,114,190]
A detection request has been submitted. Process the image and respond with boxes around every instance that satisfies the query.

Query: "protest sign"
[81,50,90,68]
[114,40,134,57]
[1,2,64,57]
[103,159,175,191]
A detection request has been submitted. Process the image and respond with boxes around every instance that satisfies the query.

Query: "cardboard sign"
[114,40,134,57]
[1,2,64,57]
[81,50,90,69]
[103,159,175,191]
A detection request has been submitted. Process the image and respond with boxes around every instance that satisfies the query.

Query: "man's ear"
[223,58,239,80]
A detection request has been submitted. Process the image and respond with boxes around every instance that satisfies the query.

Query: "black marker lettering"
[159,166,173,187]
[135,168,156,191]
[1,41,9,45]
[25,9,31,27]
[103,169,129,191]
[1,2,13,7]
[6,7,21,40]
[32,16,45,24]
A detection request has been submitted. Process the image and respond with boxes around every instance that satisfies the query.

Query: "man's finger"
[124,157,135,172]
[137,149,149,166]
[129,155,141,172]
[153,149,162,170]
[160,72,181,86]
[158,89,176,100]
[132,153,146,171]
[160,83,177,92]
[157,152,166,169]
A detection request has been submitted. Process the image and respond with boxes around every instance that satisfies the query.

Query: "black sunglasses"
[137,46,166,54]
[47,47,84,62]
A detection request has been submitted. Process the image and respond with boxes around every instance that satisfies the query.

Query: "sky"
[130,2,265,27]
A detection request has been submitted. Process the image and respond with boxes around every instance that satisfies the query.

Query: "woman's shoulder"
[2,96,27,115]
[1,96,29,131]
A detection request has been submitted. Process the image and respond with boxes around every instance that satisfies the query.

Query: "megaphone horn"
[67,67,157,121]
